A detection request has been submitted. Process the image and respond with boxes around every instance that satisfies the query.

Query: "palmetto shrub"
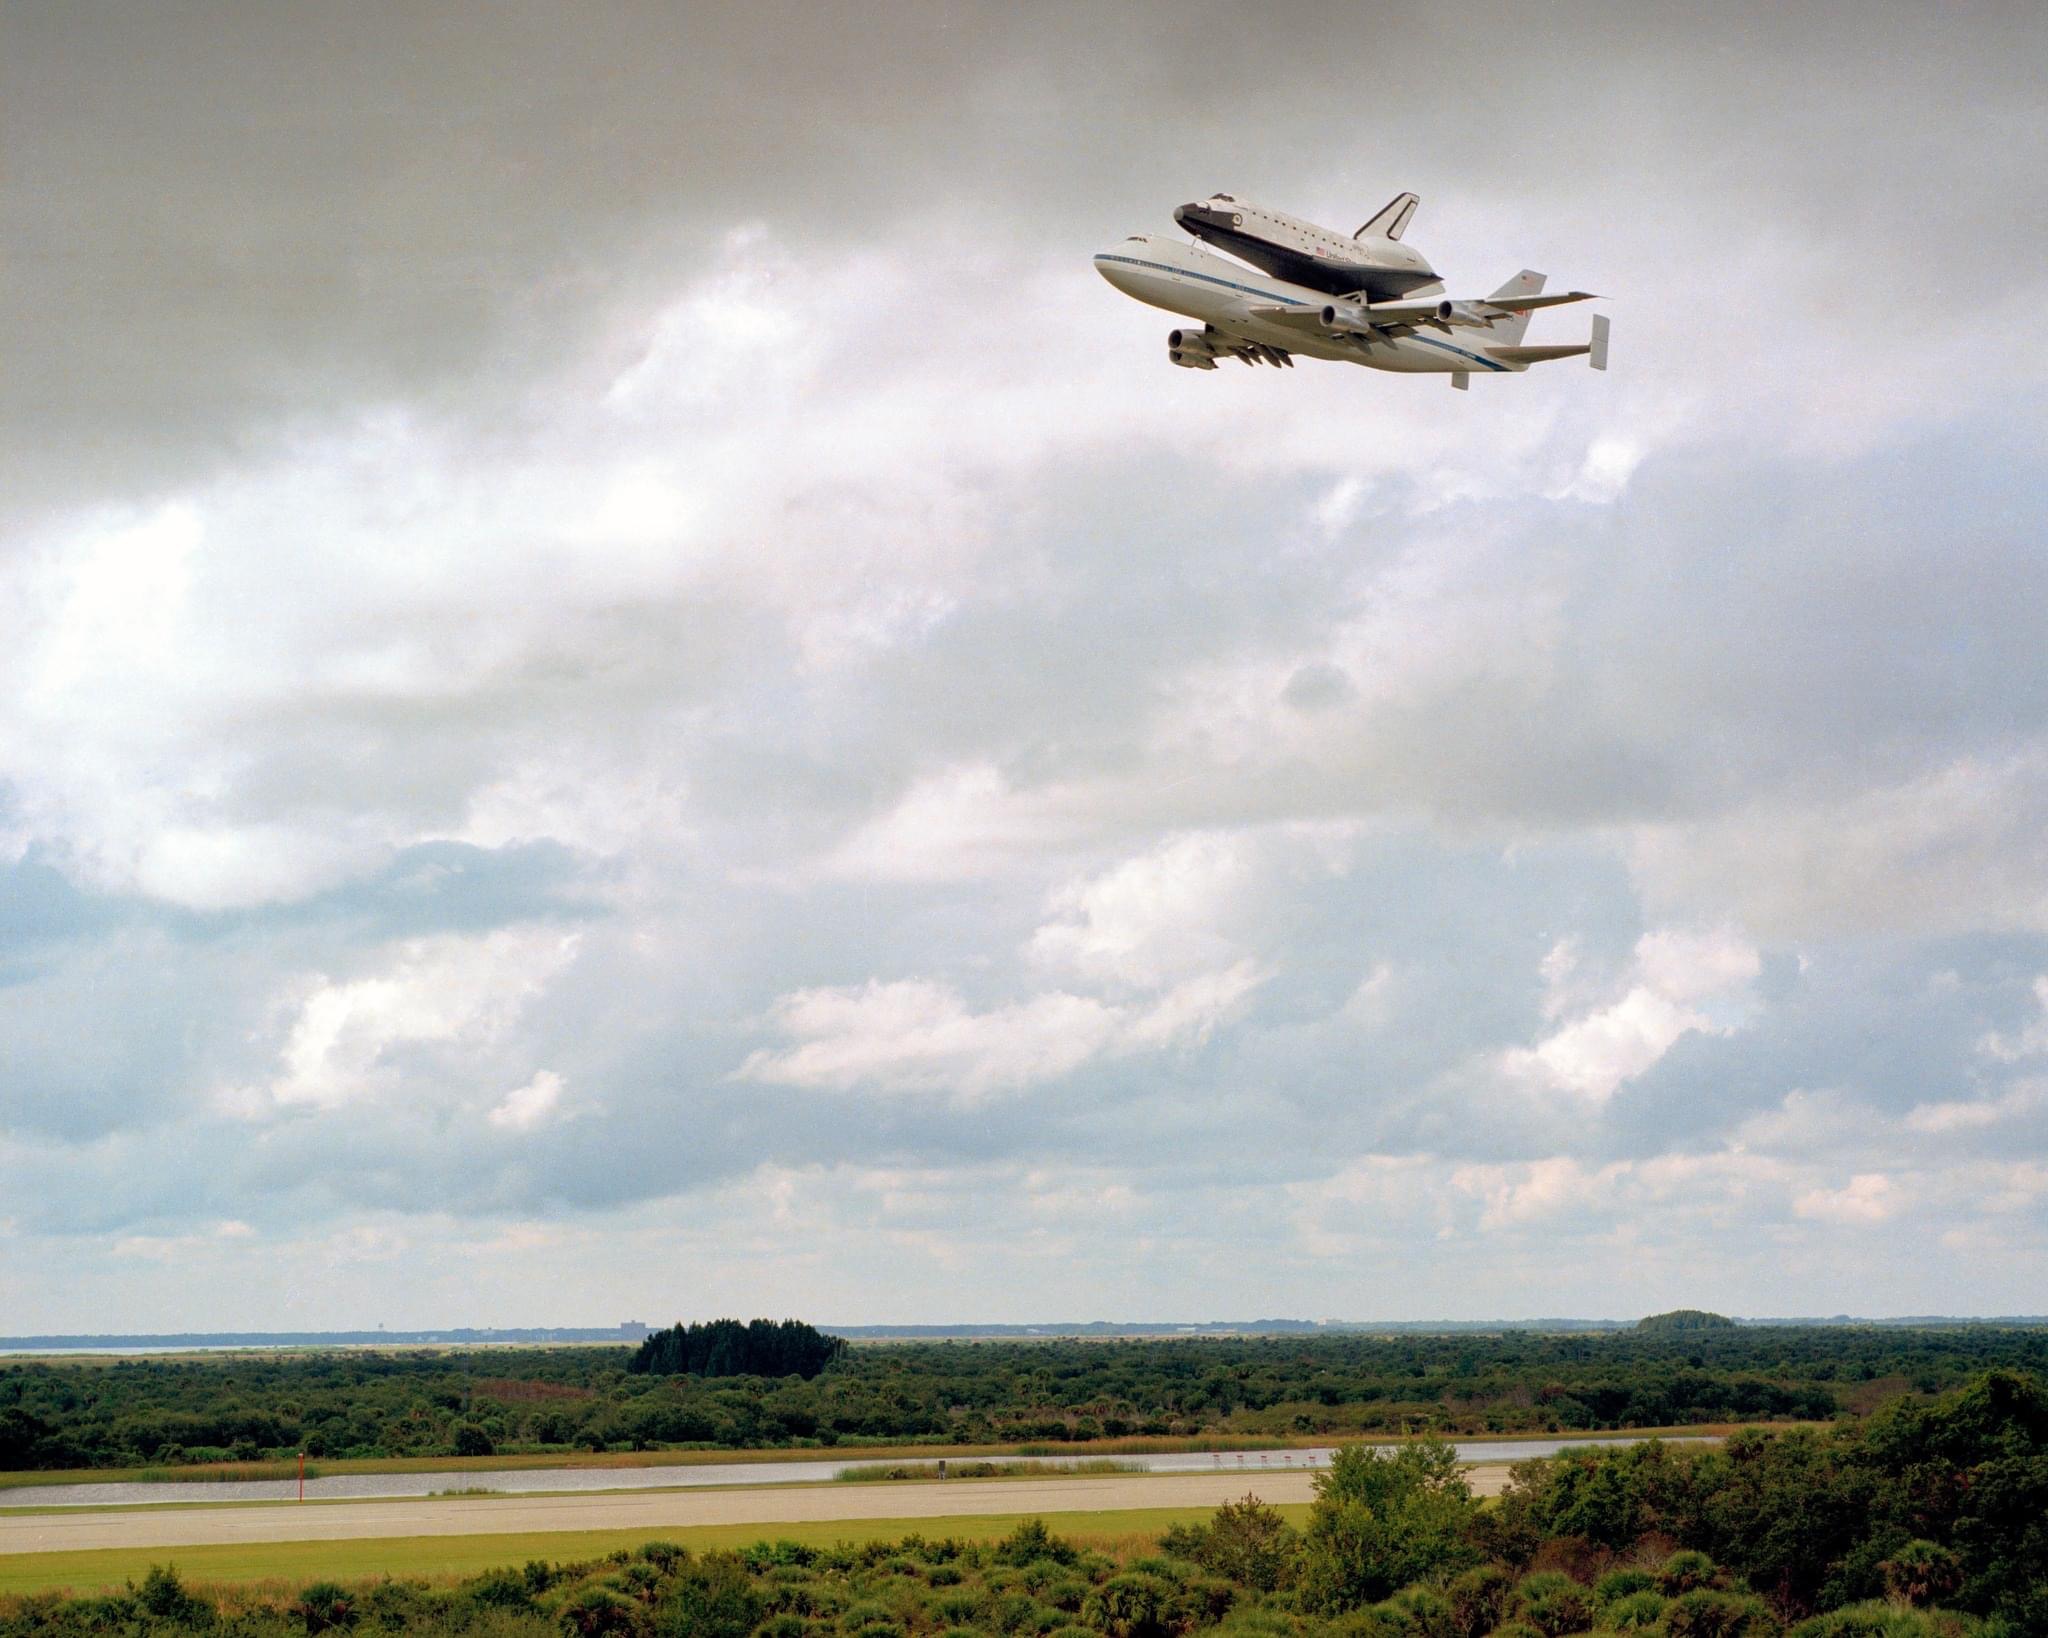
[1660,1550,1722,1595]
[1082,1572,1177,1638]
[1593,1568,1658,1607]
[1604,1588,1669,1629]
[1660,1587,1782,1637]
[1445,1565,1516,1638]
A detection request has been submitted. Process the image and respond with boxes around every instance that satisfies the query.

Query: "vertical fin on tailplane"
[1484,270,1547,344]
[1354,192,1419,241]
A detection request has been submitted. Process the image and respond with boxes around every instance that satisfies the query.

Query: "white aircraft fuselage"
[1095,233,1517,378]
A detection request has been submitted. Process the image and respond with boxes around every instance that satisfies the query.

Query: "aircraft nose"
[1093,248,1141,293]
[1175,201,1236,233]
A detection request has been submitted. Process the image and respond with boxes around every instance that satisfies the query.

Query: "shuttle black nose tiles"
[1174,202,1237,235]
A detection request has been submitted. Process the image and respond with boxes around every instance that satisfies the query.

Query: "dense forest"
[4,1326,2047,1471]
[6,1370,2041,1635]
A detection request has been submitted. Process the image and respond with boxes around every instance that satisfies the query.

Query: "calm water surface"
[1,1436,1714,1509]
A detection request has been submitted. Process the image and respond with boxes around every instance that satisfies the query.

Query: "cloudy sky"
[4,1,2046,1331]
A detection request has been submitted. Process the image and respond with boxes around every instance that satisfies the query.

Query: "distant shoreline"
[5,1315,2048,1354]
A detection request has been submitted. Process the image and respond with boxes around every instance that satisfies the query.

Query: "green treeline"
[1634,1311,1737,1334]
[628,1321,847,1380]
[5,1371,2041,1635]
[4,1326,2047,1471]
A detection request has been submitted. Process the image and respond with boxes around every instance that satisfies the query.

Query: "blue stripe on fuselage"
[1095,252,1508,373]
[1405,334,1508,372]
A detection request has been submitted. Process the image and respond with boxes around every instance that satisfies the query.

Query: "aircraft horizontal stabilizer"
[1488,344,1591,364]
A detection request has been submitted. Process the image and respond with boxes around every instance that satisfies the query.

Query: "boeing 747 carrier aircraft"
[1097,191,1608,389]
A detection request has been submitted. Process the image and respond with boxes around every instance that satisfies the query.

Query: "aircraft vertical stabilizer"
[1483,271,1546,344]
[1590,313,1610,371]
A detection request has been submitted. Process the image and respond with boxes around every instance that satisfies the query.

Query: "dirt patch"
[471,1379,596,1403]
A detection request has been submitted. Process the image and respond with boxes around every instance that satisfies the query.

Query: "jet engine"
[1320,298,1494,334]
[1168,328,1221,369]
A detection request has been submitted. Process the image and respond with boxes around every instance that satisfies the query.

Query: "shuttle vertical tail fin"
[1354,192,1420,242]
[1484,271,1546,344]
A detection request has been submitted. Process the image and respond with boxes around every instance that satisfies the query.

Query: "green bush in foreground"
[0,1535,2008,1638]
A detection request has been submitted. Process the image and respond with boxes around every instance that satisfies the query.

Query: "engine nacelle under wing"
[1318,298,1493,335]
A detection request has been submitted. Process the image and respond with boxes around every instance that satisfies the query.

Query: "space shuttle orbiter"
[1172,191,1442,302]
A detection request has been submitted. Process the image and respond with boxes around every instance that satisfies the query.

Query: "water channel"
[1,1435,1715,1509]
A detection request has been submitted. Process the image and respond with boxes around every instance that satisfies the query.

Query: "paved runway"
[0,1465,1514,1555]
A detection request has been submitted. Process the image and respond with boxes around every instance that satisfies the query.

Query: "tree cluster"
[1634,1312,1737,1334]
[628,1321,847,1381]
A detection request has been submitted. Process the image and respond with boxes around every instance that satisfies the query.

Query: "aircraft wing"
[1248,302,1427,332]
[1335,299,1443,324]
[1482,290,1598,313]
[1251,291,1601,337]
[1249,305,1340,329]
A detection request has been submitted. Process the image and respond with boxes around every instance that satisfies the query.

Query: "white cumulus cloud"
[1501,927,1760,1100]
[736,963,1265,1101]
[1030,832,1257,988]
[1794,1172,1901,1224]
[490,1069,568,1132]
[1978,977,2048,1062]
[232,928,580,1114]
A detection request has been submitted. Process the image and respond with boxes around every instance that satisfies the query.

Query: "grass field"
[831,1458,1140,1483]
[0,1503,1314,1597]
